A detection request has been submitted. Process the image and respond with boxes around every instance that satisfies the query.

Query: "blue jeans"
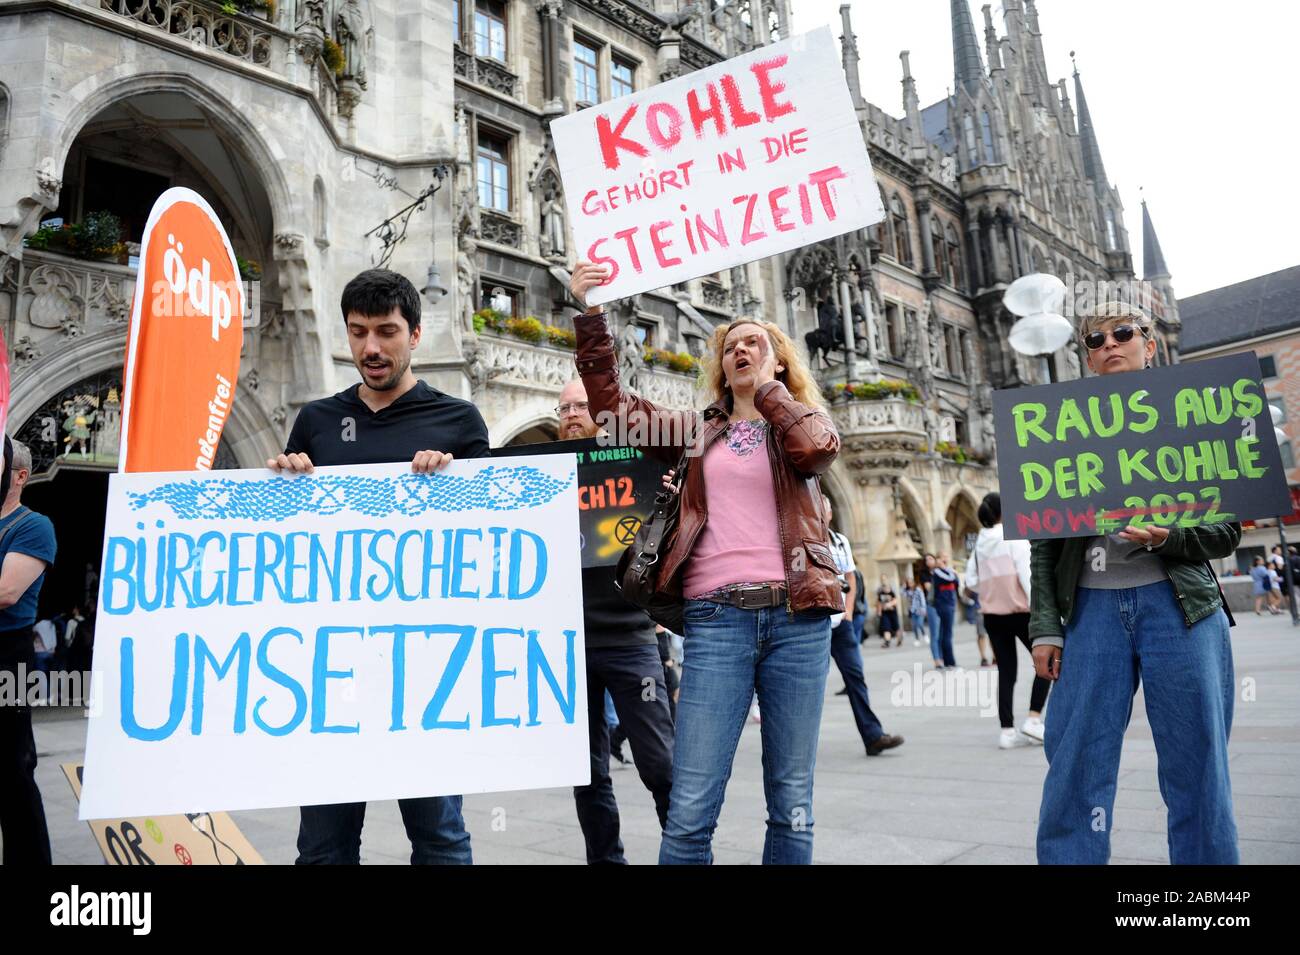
[603,689,619,730]
[910,612,926,638]
[932,600,956,667]
[831,619,884,748]
[1037,582,1238,864]
[659,600,831,865]
[850,613,865,644]
[296,797,472,865]
[926,605,941,658]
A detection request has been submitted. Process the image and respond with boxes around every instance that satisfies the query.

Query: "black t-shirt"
[284,381,490,464]
[581,565,656,649]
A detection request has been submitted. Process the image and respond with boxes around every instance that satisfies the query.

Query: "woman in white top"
[966,492,1050,748]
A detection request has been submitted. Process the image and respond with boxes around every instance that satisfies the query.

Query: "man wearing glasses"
[553,380,674,864]
[0,438,57,864]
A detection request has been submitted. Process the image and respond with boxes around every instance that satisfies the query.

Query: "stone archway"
[944,488,981,562]
[490,402,564,449]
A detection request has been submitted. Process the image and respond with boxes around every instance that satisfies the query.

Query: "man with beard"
[555,379,674,863]
[268,268,488,865]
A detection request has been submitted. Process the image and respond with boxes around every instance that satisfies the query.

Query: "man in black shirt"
[268,268,487,865]
[556,378,674,864]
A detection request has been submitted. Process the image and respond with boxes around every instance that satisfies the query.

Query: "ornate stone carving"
[101,0,274,66]
[456,234,479,341]
[272,405,288,426]
[336,77,363,119]
[12,336,42,365]
[36,157,62,197]
[245,368,261,392]
[618,319,643,391]
[832,398,927,484]
[333,0,367,87]
[274,232,304,252]
[26,264,81,330]
[479,210,522,249]
[538,177,567,260]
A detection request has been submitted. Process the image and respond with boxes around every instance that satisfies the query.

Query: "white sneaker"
[1021,717,1046,743]
[999,728,1030,749]
[749,701,762,724]
[913,638,922,647]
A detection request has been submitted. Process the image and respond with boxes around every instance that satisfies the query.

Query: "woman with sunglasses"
[1030,301,1240,864]
[570,262,842,865]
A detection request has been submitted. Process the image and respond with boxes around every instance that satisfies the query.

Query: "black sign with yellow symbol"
[493,437,667,566]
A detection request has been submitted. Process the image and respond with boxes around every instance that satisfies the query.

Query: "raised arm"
[753,380,840,476]
[571,264,698,465]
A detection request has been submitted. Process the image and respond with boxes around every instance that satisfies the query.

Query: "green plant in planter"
[504,316,545,343]
[74,211,125,259]
[322,37,346,77]
[236,256,262,281]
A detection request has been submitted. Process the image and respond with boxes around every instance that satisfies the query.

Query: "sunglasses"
[1083,323,1147,350]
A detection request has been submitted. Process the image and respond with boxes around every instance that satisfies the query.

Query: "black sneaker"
[866,734,904,756]
[835,686,849,696]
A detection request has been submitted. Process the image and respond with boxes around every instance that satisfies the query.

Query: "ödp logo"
[161,232,235,342]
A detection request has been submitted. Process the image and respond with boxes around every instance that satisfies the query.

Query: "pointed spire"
[839,3,864,106]
[1141,194,1171,280]
[951,0,985,96]
[900,50,924,153]
[1072,56,1109,190]
[982,5,1001,72]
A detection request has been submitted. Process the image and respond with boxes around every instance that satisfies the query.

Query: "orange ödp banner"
[119,187,244,472]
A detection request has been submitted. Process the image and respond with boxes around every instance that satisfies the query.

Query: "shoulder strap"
[0,508,37,562]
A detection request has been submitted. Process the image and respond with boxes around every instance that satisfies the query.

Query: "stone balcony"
[96,0,353,116]
[476,333,698,405]
[831,397,927,484]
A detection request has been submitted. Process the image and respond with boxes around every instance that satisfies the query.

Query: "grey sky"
[793,0,1300,297]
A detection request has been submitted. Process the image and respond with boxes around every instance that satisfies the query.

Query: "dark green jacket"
[1029,522,1241,646]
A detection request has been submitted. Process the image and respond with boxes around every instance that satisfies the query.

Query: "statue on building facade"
[456,234,479,338]
[618,319,643,391]
[539,182,566,260]
[332,0,368,86]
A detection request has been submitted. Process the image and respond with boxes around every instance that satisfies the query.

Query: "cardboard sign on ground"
[62,763,264,865]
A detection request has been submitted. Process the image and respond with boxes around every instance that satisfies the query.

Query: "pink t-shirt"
[682,419,785,598]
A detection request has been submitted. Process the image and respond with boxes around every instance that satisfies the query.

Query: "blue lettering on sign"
[117,624,579,740]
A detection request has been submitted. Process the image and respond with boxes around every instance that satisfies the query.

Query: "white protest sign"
[80,456,587,819]
[552,27,884,307]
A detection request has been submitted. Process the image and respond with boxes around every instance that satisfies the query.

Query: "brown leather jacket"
[574,311,844,615]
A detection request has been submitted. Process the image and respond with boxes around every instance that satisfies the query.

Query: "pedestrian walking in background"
[965,493,1049,749]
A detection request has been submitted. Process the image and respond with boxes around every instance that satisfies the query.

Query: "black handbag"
[615,446,692,633]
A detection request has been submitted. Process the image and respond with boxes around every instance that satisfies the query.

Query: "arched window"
[1030,246,1043,275]
[981,110,997,162]
[962,113,979,167]
[945,223,964,289]
[930,216,947,282]
[875,185,893,253]
[890,194,913,267]
[1105,209,1118,249]
[1056,187,1071,226]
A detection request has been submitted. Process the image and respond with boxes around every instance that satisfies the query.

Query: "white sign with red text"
[551,27,884,306]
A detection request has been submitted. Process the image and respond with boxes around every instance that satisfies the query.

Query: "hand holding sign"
[570,260,612,313]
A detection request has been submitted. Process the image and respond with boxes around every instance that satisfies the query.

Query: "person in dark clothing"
[555,378,674,864]
[269,268,486,866]
[824,497,903,756]
[0,438,57,865]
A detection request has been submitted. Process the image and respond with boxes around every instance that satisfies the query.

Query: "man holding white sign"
[550,27,884,305]
[268,269,489,864]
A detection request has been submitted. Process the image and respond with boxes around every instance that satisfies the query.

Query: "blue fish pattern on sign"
[126,466,576,521]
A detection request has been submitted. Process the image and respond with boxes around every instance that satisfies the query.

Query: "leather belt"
[718,584,788,610]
